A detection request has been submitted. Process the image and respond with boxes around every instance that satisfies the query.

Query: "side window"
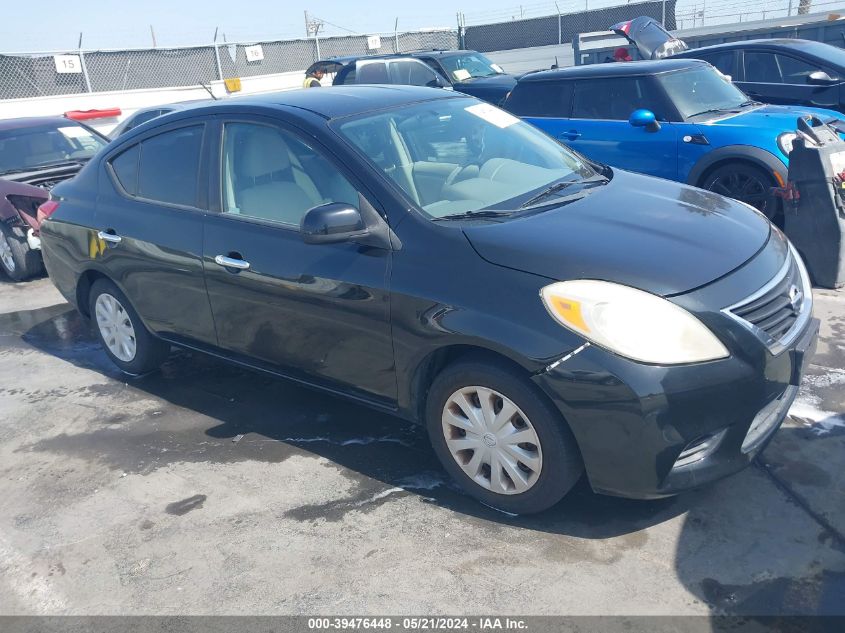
[110,144,140,195]
[390,60,438,86]
[221,122,358,227]
[334,65,356,85]
[776,54,826,84]
[357,61,390,84]
[137,125,203,207]
[699,51,735,77]
[572,78,660,120]
[505,81,573,117]
[744,52,782,83]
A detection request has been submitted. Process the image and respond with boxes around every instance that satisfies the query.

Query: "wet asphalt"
[0,275,843,616]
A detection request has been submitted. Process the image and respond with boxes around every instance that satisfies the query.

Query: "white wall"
[0,70,305,135]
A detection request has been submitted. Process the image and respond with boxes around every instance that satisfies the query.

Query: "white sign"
[465,103,519,128]
[244,44,264,62]
[367,35,382,50]
[54,55,82,74]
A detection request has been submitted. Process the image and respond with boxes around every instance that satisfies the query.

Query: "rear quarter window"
[505,81,573,117]
[109,144,139,195]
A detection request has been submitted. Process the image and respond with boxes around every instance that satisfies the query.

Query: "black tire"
[701,162,777,219]
[0,223,43,282]
[88,278,170,375]
[425,356,584,514]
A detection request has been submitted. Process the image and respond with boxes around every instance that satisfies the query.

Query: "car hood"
[454,74,517,103]
[462,170,771,296]
[705,103,843,129]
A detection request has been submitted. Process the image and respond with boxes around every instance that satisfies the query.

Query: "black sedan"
[39,86,818,514]
[614,16,845,113]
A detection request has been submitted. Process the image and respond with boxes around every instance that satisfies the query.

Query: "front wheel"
[0,223,43,281]
[88,278,170,375]
[426,357,584,514]
[700,162,776,219]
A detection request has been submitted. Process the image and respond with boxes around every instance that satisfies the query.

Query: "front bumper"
[532,314,819,499]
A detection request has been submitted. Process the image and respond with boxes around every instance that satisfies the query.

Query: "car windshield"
[0,122,107,174]
[334,98,593,218]
[438,53,505,81]
[657,66,749,119]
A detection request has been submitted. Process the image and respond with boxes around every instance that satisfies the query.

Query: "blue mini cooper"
[503,58,842,218]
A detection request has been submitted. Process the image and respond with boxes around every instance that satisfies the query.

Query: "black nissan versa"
[39,86,818,514]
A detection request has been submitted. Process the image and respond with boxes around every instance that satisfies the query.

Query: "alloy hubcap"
[709,172,768,213]
[95,293,137,362]
[0,237,15,272]
[441,386,543,495]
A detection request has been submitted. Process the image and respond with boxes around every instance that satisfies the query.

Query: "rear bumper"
[532,316,819,499]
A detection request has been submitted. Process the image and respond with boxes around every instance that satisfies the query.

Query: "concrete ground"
[0,275,843,616]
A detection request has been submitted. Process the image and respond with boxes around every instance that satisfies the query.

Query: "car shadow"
[13,302,685,538]
[9,302,845,617]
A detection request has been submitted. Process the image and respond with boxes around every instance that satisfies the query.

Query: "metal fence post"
[394,18,400,53]
[555,2,562,44]
[213,43,223,80]
[78,50,93,93]
[661,0,667,27]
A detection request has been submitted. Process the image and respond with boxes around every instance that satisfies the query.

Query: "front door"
[201,119,396,403]
[738,50,841,110]
[94,122,217,346]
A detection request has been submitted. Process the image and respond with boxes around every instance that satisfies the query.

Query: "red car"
[0,117,108,280]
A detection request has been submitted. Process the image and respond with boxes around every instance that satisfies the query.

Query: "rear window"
[505,81,573,117]
[110,125,204,207]
[357,62,390,84]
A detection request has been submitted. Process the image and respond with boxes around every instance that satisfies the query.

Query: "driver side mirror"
[427,74,451,89]
[629,109,661,132]
[807,70,838,86]
[300,203,368,245]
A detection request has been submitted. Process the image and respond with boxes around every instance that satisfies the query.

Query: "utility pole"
[150,25,157,48]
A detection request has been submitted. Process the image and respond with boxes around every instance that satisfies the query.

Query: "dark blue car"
[503,58,842,218]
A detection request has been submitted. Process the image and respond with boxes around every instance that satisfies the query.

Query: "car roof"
[0,116,81,131]
[320,49,479,64]
[678,38,833,55]
[202,85,462,119]
[519,58,707,82]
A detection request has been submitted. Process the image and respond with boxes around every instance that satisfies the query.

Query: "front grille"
[724,249,811,353]
[731,257,801,341]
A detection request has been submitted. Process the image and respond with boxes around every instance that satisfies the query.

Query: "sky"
[0,0,820,52]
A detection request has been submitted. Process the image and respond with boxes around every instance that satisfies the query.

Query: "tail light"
[36,200,61,226]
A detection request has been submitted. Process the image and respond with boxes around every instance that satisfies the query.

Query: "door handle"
[558,130,581,141]
[214,254,250,271]
[97,230,122,245]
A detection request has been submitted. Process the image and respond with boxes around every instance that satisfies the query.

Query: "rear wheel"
[88,278,170,375]
[426,357,583,514]
[0,223,43,281]
[701,162,776,219]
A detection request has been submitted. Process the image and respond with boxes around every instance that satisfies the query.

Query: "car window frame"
[206,114,384,234]
[104,118,209,213]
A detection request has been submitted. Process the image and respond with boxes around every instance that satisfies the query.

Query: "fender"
[687,145,787,187]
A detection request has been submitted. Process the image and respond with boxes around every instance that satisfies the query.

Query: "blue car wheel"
[701,162,776,219]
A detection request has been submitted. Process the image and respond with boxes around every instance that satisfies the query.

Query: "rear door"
[566,76,679,180]
[201,117,396,403]
[95,121,217,346]
[738,49,840,109]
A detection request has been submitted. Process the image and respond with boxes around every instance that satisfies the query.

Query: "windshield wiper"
[519,174,608,209]
[434,209,513,221]
[687,107,727,118]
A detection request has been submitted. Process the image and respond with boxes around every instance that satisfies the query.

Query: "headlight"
[778,132,798,157]
[540,280,730,364]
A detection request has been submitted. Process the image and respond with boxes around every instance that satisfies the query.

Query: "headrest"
[239,129,292,178]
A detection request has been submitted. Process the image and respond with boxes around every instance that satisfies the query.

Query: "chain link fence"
[0,29,458,100]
